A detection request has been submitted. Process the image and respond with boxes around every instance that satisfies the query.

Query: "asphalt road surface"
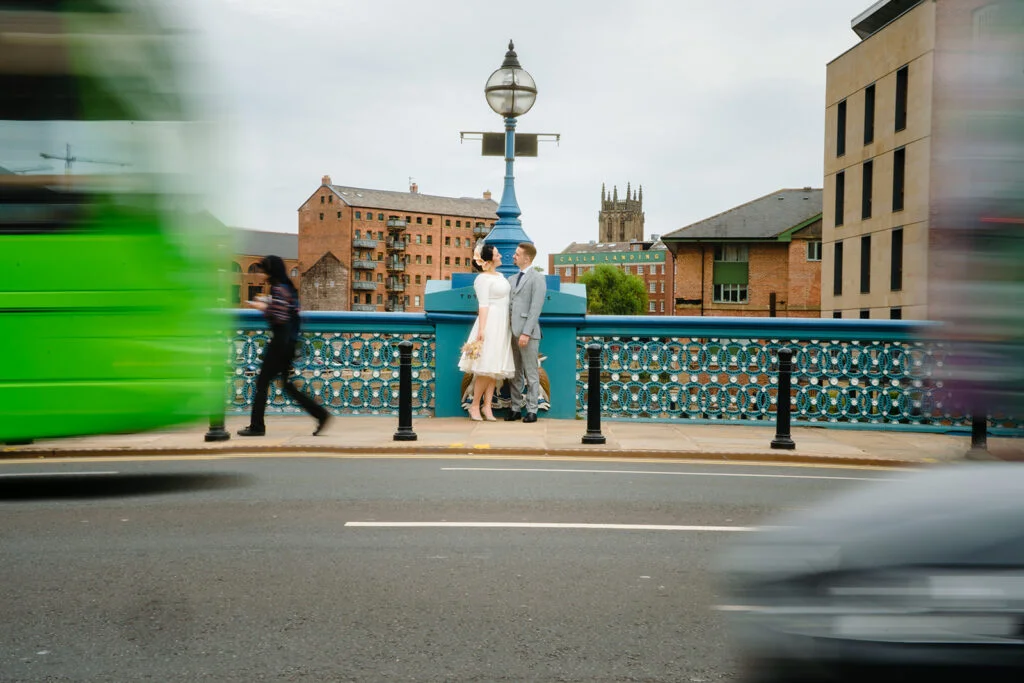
[0,455,896,682]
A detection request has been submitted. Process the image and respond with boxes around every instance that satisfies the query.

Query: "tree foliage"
[578,264,648,315]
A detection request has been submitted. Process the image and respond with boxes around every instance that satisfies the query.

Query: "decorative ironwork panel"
[228,330,435,416]
[575,336,1022,430]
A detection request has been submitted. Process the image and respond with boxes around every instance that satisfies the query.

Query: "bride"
[458,243,516,421]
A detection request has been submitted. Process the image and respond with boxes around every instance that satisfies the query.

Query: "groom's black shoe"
[523,412,538,423]
[504,409,523,422]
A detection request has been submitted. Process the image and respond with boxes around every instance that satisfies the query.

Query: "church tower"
[599,182,644,242]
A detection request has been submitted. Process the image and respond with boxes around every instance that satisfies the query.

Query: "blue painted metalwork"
[223,310,1023,433]
[574,316,1022,431]
[484,115,532,277]
[228,310,434,416]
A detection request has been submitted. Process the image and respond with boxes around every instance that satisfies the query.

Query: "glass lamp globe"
[484,41,537,118]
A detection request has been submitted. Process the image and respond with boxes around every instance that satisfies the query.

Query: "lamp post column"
[486,115,530,277]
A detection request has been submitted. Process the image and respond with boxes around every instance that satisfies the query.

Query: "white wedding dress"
[458,273,516,380]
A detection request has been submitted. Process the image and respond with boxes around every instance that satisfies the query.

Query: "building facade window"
[414,295,421,307]
[834,241,844,296]
[713,283,748,303]
[895,65,908,132]
[864,83,875,144]
[319,213,323,220]
[444,256,450,265]
[377,294,383,304]
[426,235,433,245]
[337,211,341,219]
[862,160,873,219]
[416,217,422,224]
[807,240,822,261]
[860,234,872,293]
[833,311,842,319]
[649,282,656,293]
[890,307,902,319]
[426,218,432,225]
[892,147,906,211]
[835,171,845,226]
[837,99,847,156]
[445,236,451,246]
[355,211,361,219]
[891,227,904,291]
[860,309,870,319]
[649,301,656,312]
[248,285,263,300]
[712,243,749,302]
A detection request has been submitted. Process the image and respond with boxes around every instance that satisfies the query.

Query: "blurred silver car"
[718,465,1024,682]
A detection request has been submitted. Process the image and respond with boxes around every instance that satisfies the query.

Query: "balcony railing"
[351,304,377,312]
[386,238,406,250]
[472,222,490,239]
[386,278,405,292]
[385,302,406,312]
[386,260,405,272]
[353,238,378,249]
[351,281,377,291]
[386,218,407,230]
[352,259,376,270]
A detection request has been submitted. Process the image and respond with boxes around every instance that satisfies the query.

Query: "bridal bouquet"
[461,339,483,360]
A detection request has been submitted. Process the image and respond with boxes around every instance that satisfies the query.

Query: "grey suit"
[508,268,546,414]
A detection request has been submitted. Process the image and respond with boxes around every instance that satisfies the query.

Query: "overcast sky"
[174,0,873,267]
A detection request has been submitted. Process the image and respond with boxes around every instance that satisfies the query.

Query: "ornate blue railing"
[227,310,435,416]
[575,317,1021,431]
[225,311,1023,432]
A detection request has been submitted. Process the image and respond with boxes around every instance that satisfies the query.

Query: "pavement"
[3,414,1024,467]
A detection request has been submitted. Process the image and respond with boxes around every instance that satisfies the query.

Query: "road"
[0,455,896,682]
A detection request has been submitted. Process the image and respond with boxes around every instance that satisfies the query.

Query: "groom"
[506,242,546,423]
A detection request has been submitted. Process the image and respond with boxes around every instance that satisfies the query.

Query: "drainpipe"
[700,244,706,317]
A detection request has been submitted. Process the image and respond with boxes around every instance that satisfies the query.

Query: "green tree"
[578,264,648,315]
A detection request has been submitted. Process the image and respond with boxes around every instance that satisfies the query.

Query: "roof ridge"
[329,184,493,202]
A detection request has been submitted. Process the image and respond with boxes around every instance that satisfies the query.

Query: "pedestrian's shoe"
[313,413,332,436]
[504,409,523,422]
[237,426,265,437]
[523,412,538,423]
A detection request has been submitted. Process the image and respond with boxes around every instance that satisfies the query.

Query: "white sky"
[171,0,873,268]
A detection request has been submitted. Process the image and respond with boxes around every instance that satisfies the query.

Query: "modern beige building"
[823,0,1015,320]
[824,0,933,320]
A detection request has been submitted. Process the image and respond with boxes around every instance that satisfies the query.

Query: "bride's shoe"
[482,410,497,422]
[468,407,483,422]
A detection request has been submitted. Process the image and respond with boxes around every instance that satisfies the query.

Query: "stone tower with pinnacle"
[599,182,644,242]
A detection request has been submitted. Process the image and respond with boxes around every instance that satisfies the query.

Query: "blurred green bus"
[0,0,229,443]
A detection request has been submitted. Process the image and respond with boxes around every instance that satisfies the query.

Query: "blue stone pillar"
[425,277,586,419]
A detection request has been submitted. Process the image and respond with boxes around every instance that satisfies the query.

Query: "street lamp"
[483,40,536,277]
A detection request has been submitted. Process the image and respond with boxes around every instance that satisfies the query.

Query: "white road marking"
[345,521,754,531]
[441,467,887,481]
[0,471,119,478]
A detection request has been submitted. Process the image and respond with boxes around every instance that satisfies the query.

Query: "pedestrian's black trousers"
[249,338,327,429]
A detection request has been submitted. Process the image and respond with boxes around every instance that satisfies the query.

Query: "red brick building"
[298,177,497,312]
[232,229,299,306]
[662,188,822,317]
[549,238,674,315]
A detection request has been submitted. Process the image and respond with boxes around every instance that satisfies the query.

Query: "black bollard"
[770,347,796,450]
[204,360,230,442]
[393,340,418,442]
[965,409,991,460]
[582,343,607,445]
[204,414,230,442]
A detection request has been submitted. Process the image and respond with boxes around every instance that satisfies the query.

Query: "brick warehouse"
[298,177,497,312]
[661,188,823,318]
[550,239,675,315]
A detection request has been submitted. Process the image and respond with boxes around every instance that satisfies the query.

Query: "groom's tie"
[515,271,523,287]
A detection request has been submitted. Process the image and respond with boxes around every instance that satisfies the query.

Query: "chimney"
[322,175,331,186]
[410,182,418,193]
[483,190,492,200]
